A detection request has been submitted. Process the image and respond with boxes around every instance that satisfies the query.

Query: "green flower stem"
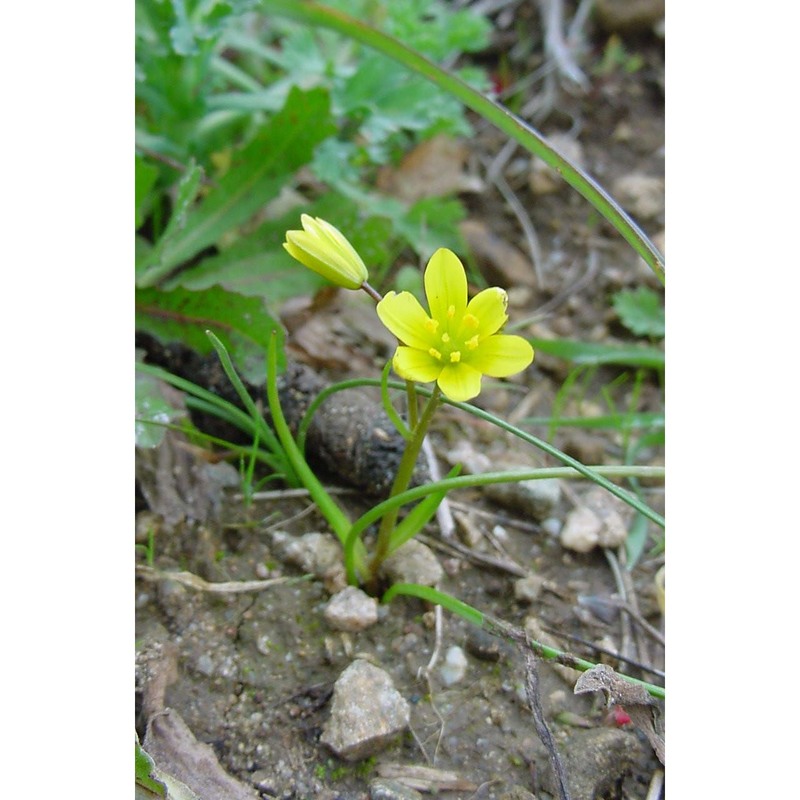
[349,464,664,546]
[264,331,368,577]
[381,361,411,440]
[383,583,665,701]
[261,0,664,284]
[366,385,441,584]
[405,379,419,430]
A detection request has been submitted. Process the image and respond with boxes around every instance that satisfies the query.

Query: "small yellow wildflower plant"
[282,215,537,583]
[377,248,534,402]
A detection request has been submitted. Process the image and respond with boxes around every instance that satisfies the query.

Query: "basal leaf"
[136,285,285,383]
[139,86,335,285]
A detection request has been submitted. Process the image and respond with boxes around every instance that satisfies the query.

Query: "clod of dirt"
[324,585,379,632]
[380,539,443,587]
[549,726,648,800]
[320,659,411,761]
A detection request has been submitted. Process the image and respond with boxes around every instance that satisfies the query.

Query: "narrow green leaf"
[529,338,665,369]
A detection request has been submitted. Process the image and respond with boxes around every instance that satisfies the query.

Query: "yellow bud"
[283,214,368,290]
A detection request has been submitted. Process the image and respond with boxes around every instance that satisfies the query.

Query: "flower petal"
[468,335,534,377]
[377,291,437,350]
[393,346,443,383]
[424,248,468,328]
[436,362,483,402]
[465,287,508,338]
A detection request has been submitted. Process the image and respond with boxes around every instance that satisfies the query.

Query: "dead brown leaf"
[376,134,483,202]
[574,663,665,765]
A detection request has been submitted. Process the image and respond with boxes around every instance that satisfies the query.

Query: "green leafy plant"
[613,286,666,338]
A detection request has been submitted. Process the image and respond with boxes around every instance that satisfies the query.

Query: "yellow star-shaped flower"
[377,248,534,402]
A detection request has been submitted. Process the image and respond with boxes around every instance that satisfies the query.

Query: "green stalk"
[261,0,664,284]
[262,331,368,577]
[383,583,665,701]
[366,386,441,584]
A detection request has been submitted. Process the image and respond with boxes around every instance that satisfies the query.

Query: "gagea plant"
[205,214,665,701]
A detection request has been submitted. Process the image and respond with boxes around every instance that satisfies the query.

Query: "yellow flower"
[284,214,368,290]
[377,248,534,402]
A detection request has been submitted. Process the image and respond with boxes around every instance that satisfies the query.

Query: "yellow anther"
[441,333,451,344]
[450,351,461,363]
[428,347,443,360]
[466,335,480,350]
[425,318,439,333]
[462,313,479,329]
[447,304,456,319]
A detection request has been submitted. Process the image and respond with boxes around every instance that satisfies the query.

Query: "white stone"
[439,646,468,686]
[320,660,410,761]
[324,586,379,632]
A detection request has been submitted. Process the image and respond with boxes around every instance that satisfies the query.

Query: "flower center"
[425,311,481,364]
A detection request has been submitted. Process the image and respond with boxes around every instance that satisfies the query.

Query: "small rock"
[439,646,468,686]
[445,440,492,475]
[594,0,665,34]
[320,660,410,761]
[381,539,443,587]
[465,627,511,663]
[324,586,379,632]
[271,531,346,592]
[529,132,585,195]
[484,472,561,522]
[560,506,603,553]
[612,172,664,221]
[370,778,423,800]
[560,488,631,553]
[514,574,545,603]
